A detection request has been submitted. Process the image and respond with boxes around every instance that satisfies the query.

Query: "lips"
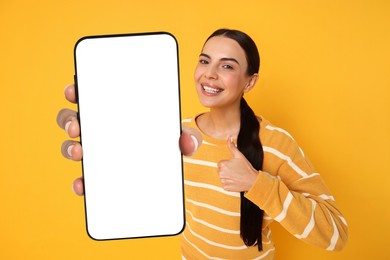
[201,83,223,95]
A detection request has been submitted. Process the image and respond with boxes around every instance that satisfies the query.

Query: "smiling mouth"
[202,85,224,94]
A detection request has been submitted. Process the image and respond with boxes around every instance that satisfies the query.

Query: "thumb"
[227,136,243,159]
[180,126,202,156]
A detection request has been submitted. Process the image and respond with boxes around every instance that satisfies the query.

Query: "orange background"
[1,0,389,259]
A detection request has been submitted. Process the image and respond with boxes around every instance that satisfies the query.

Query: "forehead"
[202,36,247,64]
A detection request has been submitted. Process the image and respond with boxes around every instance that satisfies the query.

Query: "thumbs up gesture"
[218,137,259,192]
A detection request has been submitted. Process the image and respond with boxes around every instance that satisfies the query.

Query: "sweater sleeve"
[245,138,348,251]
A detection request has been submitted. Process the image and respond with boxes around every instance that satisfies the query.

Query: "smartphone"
[74,32,184,240]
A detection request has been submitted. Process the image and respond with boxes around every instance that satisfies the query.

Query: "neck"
[198,104,241,140]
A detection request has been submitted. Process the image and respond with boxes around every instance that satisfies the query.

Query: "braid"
[237,97,264,251]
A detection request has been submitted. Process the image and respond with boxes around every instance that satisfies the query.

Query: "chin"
[198,100,213,108]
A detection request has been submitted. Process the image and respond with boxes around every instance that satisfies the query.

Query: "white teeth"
[203,85,223,94]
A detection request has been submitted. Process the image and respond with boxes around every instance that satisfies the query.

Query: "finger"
[65,117,80,138]
[217,160,227,170]
[219,178,233,192]
[61,140,83,161]
[179,126,203,156]
[227,136,243,159]
[64,84,77,104]
[57,108,77,129]
[57,110,80,138]
[73,177,84,196]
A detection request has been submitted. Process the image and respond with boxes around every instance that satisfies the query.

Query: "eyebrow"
[199,53,240,65]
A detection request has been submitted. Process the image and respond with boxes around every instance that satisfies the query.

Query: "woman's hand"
[57,84,84,195]
[57,84,202,196]
[217,137,259,192]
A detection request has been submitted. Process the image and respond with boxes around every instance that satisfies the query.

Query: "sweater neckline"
[191,113,268,146]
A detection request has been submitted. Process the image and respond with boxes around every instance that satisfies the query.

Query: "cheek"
[193,66,202,82]
[223,74,243,89]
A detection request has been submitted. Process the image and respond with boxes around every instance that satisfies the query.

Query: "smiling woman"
[2,0,390,258]
[58,28,348,259]
[179,28,348,259]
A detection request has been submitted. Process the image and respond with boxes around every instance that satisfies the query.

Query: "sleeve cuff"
[245,171,278,209]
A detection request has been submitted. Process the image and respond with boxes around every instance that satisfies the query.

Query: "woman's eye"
[199,59,209,64]
[222,64,233,70]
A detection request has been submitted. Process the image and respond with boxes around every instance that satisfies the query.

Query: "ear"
[244,73,258,93]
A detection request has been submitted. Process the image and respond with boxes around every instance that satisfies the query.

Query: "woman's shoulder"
[182,113,205,128]
[182,114,197,127]
[258,116,294,140]
[258,115,300,154]
[181,117,193,125]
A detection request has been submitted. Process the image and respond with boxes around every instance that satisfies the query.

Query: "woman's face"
[194,36,255,110]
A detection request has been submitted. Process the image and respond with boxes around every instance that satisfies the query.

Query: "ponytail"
[237,97,264,251]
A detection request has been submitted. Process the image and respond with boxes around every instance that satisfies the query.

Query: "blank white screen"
[74,33,184,240]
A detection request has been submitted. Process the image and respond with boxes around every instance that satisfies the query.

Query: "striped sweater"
[180,115,348,259]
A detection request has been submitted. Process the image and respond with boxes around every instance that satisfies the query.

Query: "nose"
[204,65,218,80]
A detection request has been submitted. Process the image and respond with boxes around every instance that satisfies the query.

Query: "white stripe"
[299,147,305,157]
[186,222,248,250]
[182,232,226,260]
[298,172,320,180]
[183,157,217,168]
[294,199,317,239]
[319,194,335,201]
[265,125,294,139]
[184,180,240,198]
[262,228,272,245]
[183,226,275,260]
[186,199,240,217]
[186,209,240,234]
[265,125,307,158]
[203,140,217,146]
[339,215,348,226]
[326,212,340,251]
[274,192,293,222]
[263,146,316,178]
[302,193,335,201]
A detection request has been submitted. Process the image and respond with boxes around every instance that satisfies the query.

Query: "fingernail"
[65,120,72,135]
[230,136,237,147]
[190,135,199,152]
[67,145,74,158]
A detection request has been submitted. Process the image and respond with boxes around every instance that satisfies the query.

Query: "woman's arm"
[245,137,348,251]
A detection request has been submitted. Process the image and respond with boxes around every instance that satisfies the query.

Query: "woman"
[58,29,348,259]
